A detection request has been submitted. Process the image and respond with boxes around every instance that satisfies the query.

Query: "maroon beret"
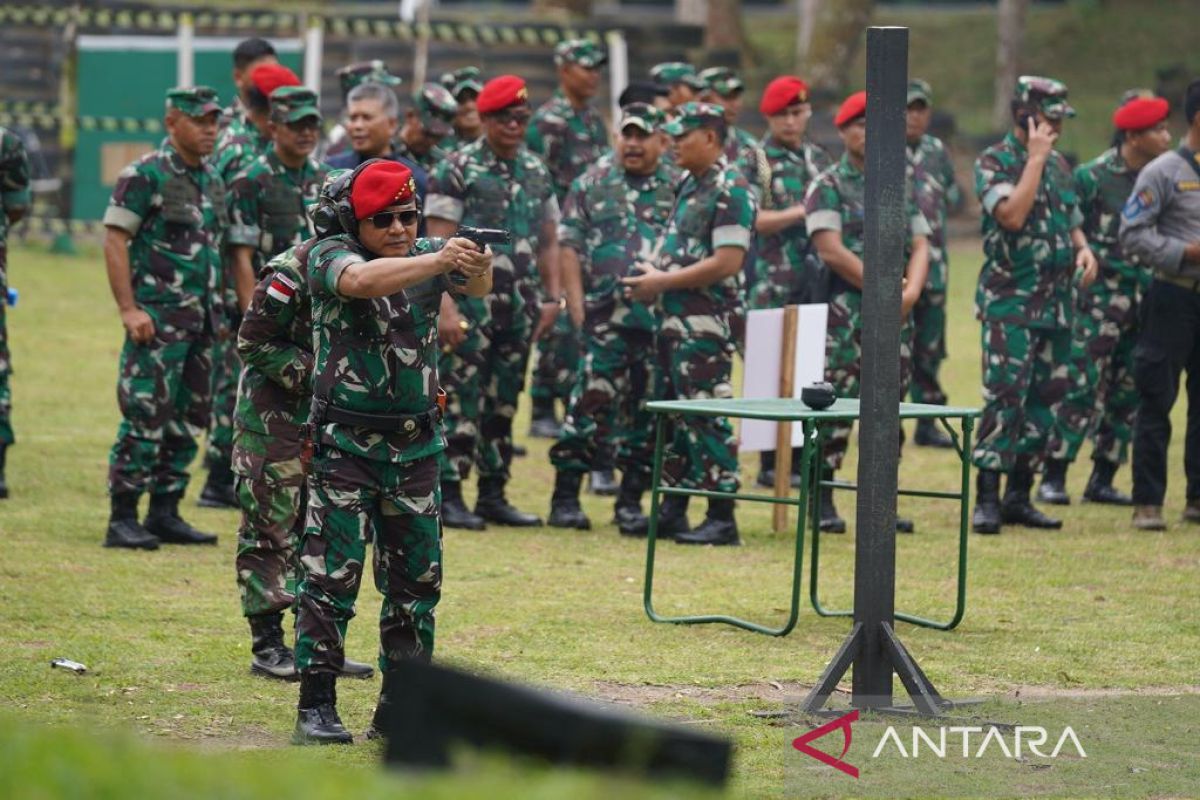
[760,76,809,116]
[834,90,867,128]
[250,63,301,97]
[477,74,529,115]
[350,161,416,221]
[1113,96,1169,131]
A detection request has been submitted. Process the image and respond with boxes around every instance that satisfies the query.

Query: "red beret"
[760,76,809,116]
[477,74,529,115]
[834,90,867,128]
[350,161,417,221]
[251,63,301,97]
[1113,96,1169,131]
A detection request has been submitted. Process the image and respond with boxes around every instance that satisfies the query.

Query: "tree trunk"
[705,0,745,51]
[794,0,875,92]
[992,0,1028,130]
[676,0,706,26]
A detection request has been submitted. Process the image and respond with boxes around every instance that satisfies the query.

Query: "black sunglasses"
[369,209,420,229]
[492,109,532,126]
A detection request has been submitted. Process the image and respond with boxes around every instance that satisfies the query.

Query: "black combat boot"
[588,469,619,496]
[548,471,591,529]
[1001,464,1062,529]
[613,471,649,537]
[103,492,160,550]
[1035,458,1071,505]
[144,491,219,545]
[528,397,561,439]
[655,494,690,540]
[1082,459,1132,506]
[818,470,846,533]
[338,656,375,679]
[475,476,543,527]
[292,671,353,745]
[248,612,296,680]
[441,480,486,530]
[914,419,954,449]
[676,498,739,546]
[756,450,777,488]
[198,458,239,509]
[0,443,9,499]
[364,669,397,741]
[971,469,1002,534]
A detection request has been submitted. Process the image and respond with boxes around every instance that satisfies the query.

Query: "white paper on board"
[739,304,828,452]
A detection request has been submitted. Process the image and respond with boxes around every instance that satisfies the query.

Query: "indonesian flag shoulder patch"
[266,272,299,304]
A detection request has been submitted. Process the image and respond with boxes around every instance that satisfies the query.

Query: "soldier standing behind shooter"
[546,103,677,534]
[905,79,962,449]
[970,76,1098,535]
[101,87,226,550]
[0,125,30,498]
[526,40,610,451]
[1037,91,1172,509]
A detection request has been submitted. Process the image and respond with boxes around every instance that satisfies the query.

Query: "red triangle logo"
[792,709,859,778]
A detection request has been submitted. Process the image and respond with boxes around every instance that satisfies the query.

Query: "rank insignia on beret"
[517,86,528,101]
[266,273,298,304]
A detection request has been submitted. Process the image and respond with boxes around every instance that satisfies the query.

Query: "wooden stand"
[772,305,799,532]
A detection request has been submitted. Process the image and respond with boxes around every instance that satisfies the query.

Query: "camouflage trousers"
[529,308,580,408]
[1046,274,1141,466]
[822,289,913,472]
[0,270,12,445]
[438,283,535,483]
[971,322,1072,473]
[206,329,240,469]
[908,286,948,406]
[656,325,740,492]
[232,429,304,617]
[294,449,442,673]
[108,329,213,496]
[549,324,656,479]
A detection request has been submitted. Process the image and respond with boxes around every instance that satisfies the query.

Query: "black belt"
[321,404,440,436]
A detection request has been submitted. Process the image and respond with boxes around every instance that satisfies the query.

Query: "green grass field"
[0,238,1197,798]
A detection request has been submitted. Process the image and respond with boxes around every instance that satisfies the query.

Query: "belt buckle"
[403,418,417,434]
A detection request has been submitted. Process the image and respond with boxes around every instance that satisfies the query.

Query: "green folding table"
[642,398,980,636]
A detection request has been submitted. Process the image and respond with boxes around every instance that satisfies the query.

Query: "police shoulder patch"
[1122,188,1154,220]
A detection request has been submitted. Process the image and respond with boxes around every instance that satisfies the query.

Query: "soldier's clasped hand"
[440,237,492,277]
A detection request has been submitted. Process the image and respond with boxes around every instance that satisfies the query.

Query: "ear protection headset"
[329,158,383,238]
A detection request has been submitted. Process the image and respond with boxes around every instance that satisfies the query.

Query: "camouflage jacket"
[657,156,757,337]
[218,96,244,135]
[235,240,315,442]
[0,126,31,245]
[213,111,272,182]
[1075,147,1147,287]
[426,138,558,294]
[307,233,449,463]
[393,138,449,174]
[751,135,831,305]
[439,131,481,154]
[559,157,677,332]
[907,133,960,287]
[226,149,328,274]
[526,91,609,204]
[725,124,771,202]
[805,153,931,296]
[103,141,227,335]
[974,131,1083,328]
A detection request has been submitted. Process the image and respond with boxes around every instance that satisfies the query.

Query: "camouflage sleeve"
[907,181,932,238]
[807,142,833,181]
[938,142,962,210]
[711,181,756,251]
[1073,161,1098,228]
[804,171,842,235]
[0,131,32,213]
[425,156,466,223]
[1056,154,1084,229]
[537,163,562,227]
[525,110,550,156]
[307,237,366,300]
[102,157,157,235]
[975,149,1016,217]
[237,259,312,393]
[557,173,589,253]
[225,169,261,248]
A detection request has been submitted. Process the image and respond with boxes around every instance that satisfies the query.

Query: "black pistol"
[449,226,511,286]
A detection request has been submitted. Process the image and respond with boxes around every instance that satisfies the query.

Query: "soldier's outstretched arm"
[336,237,489,299]
[103,226,155,344]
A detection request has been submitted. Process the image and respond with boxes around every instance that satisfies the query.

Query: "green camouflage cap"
[337,60,402,96]
[618,102,665,133]
[413,82,458,137]
[907,78,932,106]
[554,38,607,69]
[650,62,706,91]
[699,66,744,97]
[269,86,321,123]
[166,86,221,117]
[661,101,725,137]
[1015,75,1076,119]
[1119,87,1157,105]
[439,66,484,99]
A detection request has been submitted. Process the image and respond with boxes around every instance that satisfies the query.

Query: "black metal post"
[852,25,908,709]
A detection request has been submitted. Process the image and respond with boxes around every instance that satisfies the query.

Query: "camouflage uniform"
[907,132,961,406]
[226,150,327,275]
[1047,147,1148,466]
[427,137,559,483]
[103,138,226,497]
[294,233,449,672]
[549,154,676,480]
[0,127,31,446]
[233,243,314,617]
[972,130,1083,472]
[655,155,756,492]
[392,83,459,173]
[749,134,831,310]
[805,154,930,471]
[526,87,610,414]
